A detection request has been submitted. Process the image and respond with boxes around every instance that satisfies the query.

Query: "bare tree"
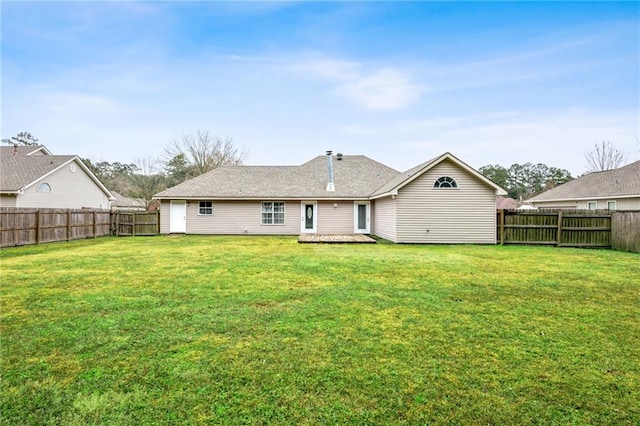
[165,130,247,180]
[584,141,629,172]
[127,157,166,208]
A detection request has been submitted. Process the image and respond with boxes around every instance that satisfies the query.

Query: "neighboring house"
[496,196,518,210]
[526,160,640,210]
[154,151,507,243]
[0,145,114,209]
[111,191,147,211]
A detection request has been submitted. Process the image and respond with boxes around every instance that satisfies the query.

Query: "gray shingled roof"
[0,155,76,192]
[0,145,49,158]
[527,160,640,202]
[154,155,400,199]
[370,156,439,197]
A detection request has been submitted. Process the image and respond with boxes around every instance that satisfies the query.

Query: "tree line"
[2,130,246,208]
[478,141,632,201]
[2,131,633,207]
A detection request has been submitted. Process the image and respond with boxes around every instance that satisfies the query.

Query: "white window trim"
[198,201,213,216]
[433,176,459,189]
[261,201,286,225]
[587,201,597,210]
[607,200,617,211]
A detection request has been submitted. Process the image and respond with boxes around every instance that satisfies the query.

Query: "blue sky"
[2,1,639,175]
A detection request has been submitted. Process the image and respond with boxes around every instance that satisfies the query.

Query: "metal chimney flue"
[326,150,335,192]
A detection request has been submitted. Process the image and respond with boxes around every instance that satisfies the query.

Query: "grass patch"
[1,236,639,424]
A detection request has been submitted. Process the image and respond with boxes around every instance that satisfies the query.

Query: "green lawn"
[1,236,638,425]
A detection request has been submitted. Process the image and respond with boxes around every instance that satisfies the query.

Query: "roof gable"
[527,160,640,202]
[0,145,52,158]
[371,152,507,198]
[0,154,114,199]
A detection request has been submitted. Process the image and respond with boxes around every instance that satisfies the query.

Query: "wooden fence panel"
[611,211,640,253]
[0,208,132,248]
[498,210,613,248]
[115,211,159,236]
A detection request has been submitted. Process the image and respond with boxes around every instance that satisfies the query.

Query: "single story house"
[111,191,147,211]
[526,160,640,210]
[154,151,506,243]
[0,145,114,209]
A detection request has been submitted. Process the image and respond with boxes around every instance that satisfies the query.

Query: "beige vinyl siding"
[372,196,397,242]
[159,200,171,234]
[16,161,110,209]
[396,159,496,243]
[532,198,640,210]
[317,201,354,234]
[0,194,17,208]
[183,200,301,235]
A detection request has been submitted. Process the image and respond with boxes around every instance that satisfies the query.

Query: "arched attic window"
[433,176,458,189]
[37,182,52,192]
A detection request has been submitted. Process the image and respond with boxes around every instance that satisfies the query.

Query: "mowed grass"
[1,236,639,425]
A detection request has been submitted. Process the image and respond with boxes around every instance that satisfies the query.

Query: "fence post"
[93,211,98,238]
[157,210,160,234]
[67,211,72,241]
[36,210,41,245]
[132,212,136,237]
[556,211,563,247]
[115,211,120,236]
[499,209,505,245]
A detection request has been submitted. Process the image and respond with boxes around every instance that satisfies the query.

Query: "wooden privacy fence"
[0,208,159,248]
[611,211,640,253]
[497,209,615,248]
[112,211,160,236]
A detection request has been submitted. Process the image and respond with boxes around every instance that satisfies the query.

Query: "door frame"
[301,201,317,234]
[170,200,187,233]
[353,201,371,234]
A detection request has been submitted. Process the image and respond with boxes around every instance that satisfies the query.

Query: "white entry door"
[354,202,370,234]
[170,200,187,233]
[301,202,317,233]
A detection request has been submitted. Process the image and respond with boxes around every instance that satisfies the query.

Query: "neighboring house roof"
[496,196,518,210]
[0,146,114,199]
[111,191,146,210]
[0,145,52,158]
[154,155,400,199]
[527,160,640,202]
[371,152,507,198]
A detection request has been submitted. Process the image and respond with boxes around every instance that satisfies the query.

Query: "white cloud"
[292,55,423,110]
[339,68,424,110]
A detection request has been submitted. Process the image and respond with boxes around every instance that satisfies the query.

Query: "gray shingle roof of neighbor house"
[527,160,640,202]
[154,154,401,199]
[0,145,51,158]
[0,154,77,192]
[0,145,114,198]
[370,152,507,198]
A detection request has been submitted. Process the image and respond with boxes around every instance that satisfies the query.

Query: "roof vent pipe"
[326,150,335,192]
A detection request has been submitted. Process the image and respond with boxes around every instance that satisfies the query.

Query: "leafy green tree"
[480,162,573,200]
[1,132,40,146]
[478,164,509,189]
